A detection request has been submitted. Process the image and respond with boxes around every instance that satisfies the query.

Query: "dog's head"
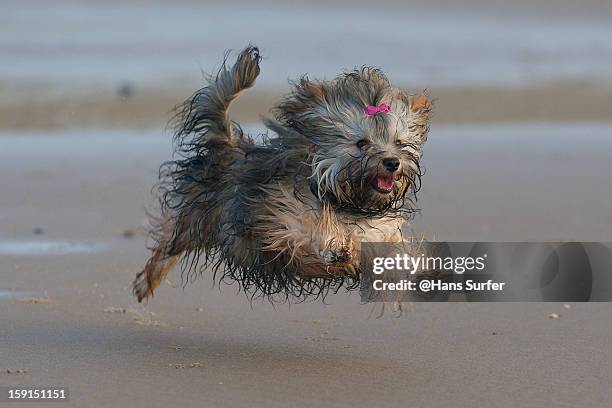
[270,68,431,215]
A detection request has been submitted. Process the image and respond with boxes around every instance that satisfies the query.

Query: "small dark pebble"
[117,82,135,100]
[121,229,136,239]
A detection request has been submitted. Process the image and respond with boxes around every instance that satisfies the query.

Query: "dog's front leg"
[307,204,354,266]
[255,194,354,269]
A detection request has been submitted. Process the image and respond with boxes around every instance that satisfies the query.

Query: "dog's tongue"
[375,175,394,191]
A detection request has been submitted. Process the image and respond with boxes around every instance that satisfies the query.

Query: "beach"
[2,126,612,407]
[2,0,612,407]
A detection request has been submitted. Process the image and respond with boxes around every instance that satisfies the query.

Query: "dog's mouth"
[371,175,395,194]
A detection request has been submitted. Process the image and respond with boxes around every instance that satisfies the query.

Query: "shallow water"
[0,289,29,299]
[0,241,108,256]
[2,1,612,88]
[1,123,611,241]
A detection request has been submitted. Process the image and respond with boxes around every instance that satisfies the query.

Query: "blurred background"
[3,0,612,129]
[1,0,612,240]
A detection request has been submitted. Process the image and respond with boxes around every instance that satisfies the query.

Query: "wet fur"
[133,45,432,302]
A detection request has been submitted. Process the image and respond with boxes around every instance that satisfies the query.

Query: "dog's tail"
[173,45,261,150]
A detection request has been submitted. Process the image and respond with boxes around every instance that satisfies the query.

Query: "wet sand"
[2,81,612,130]
[1,127,612,407]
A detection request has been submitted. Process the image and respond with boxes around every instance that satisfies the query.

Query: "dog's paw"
[322,246,352,265]
[132,272,151,303]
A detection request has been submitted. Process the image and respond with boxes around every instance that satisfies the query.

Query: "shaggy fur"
[133,45,432,302]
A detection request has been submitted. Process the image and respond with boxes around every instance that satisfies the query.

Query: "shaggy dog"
[133,45,431,302]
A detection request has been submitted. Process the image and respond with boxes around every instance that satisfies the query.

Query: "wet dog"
[133,45,431,302]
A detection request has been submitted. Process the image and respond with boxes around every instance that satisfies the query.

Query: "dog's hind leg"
[133,249,180,303]
[133,214,189,303]
[133,46,262,302]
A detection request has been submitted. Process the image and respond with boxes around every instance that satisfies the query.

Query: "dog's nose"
[382,157,400,172]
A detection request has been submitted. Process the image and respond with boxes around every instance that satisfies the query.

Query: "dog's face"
[273,68,431,214]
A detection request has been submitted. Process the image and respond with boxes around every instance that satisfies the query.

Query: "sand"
[1,126,612,407]
[2,81,612,131]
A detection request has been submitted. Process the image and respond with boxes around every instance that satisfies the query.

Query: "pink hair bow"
[364,103,391,116]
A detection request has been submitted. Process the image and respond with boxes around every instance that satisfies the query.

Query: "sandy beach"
[2,125,612,407]
[2,0,612,407]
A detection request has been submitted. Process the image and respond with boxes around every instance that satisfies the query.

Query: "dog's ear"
[409,94,432,115]
[299,78,325,99]
[395,90,431,143]
[295,77,326,107]
[410,94,431,143]
[273,77,326,127]
[396,91,432,114]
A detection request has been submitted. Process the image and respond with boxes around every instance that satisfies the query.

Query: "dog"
[133,45,431,302]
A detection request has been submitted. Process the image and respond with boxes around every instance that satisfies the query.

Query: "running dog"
[133,45,431,302]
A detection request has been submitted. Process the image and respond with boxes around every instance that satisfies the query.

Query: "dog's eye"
[356,139,369,149]
[394,140,404,147]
